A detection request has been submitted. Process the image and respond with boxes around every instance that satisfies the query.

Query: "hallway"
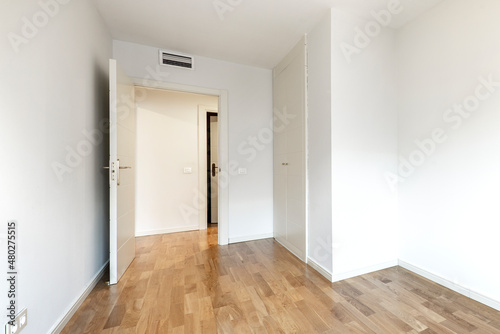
[62,226,500,333]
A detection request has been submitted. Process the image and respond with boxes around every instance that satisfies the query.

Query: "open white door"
[109,59,136,285]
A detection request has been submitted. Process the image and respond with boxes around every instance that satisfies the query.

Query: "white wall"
[135,88,218,236]
[307,12,333,274]
[306,9,399,281]
[0,0,112,333]
[330,9,399,280]
[113,40,274,241]
[398,0,500,307]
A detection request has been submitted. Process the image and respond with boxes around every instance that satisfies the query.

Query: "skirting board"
[399,260,500,312]
[136,225,199,237]
[50,261,109,333]
[229,233,273,244]
[307,258,333,281]
[331,260,399,283]
[273,237,306,262]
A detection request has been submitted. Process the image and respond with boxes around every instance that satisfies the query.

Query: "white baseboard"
[307,258,333,281]
[135,225,199,237]
[470,291,500,312]
[50,261,108,334]
[273,237,307,262]
[399,260,500,312]
[331,260,399,283]
[229,233,273,244]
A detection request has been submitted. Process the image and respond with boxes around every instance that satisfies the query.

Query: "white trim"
[399,260,500,312]
[304,34,309,263]
[399,260,469,295]
[217,91,229,246]
[134,79,220,97]
[470,291,500,312]
[331,260,399,283]
[228,233,273,244]
[136,226,199,237]
[132,78,229,246]
[50,261,108,334]
[307,258,333,281]
[198,107,208,231]
[274,237,307,262]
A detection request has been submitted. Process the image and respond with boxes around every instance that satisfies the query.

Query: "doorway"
[206,112,219,225]
[134,80,229,245]
[133,87,223,244]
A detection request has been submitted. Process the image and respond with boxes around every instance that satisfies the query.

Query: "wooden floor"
[62,226,500,333]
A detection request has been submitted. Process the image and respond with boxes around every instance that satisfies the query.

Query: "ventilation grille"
[159,50,194,69]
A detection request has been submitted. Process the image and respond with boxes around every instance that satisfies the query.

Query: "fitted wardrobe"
[273,37,307,261]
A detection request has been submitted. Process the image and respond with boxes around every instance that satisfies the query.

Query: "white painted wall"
[307,12,333,274]
[398,0,500,306]
[135,88,218,236]
[113,40,274,241]
[0,0,112,333]
[330,9,399,280]
[306,9,399,281]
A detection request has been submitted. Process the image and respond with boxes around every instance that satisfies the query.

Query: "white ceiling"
[94,0,443,69]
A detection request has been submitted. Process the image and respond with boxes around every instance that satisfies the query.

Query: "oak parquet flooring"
[62,226,500,333]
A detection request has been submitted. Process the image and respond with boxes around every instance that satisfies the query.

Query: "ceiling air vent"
[159,50,194,70]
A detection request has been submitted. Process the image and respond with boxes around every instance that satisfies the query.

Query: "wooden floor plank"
[62,226,500,333]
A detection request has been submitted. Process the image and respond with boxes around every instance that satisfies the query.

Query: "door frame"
[206,111,218,225]
[198,106,216,231]
[132,79,229,245]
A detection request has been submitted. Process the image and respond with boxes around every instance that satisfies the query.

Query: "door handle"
[117,161,132,185]
[212,163,217,177]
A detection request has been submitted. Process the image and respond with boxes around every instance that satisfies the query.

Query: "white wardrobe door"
[273,37,306,261]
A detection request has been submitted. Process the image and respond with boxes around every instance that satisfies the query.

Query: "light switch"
[238,168,247,175]
[183,167,192,174]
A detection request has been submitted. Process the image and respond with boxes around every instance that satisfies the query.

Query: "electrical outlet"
[5,308,27,334]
